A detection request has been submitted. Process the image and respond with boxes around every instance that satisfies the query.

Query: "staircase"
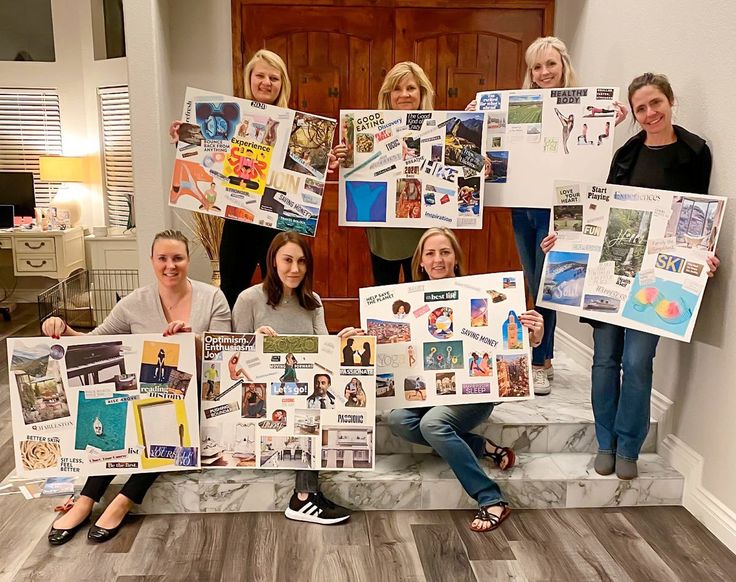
[110,343,683,514]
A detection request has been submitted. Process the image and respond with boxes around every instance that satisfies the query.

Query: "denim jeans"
[592,323,660,461]
[511,208,556,366]
[387,403,504,507]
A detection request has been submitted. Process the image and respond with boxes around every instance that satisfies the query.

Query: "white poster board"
[169,87,337,237]
[476,87,619,208]
[200,333,377,471]
[338,110,487,229]
[359,274,534,410]
[8,333,200,477]
[537,180,726,342]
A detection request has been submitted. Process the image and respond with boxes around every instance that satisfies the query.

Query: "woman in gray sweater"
[42,230,231,545]
[232,230,363,525]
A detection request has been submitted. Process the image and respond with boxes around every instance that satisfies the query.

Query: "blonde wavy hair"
[244,49,291,108]
[522,36,578,89]
[411,228,466,281]
[377,62,435,110]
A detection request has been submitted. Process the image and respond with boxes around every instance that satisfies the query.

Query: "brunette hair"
[627,72,675,113]
[263,231,321,310]
[378,62,435,110]
[522,36,578,89]
[150,229,189,256]
[244,49,291,108]
[411,228,466,281]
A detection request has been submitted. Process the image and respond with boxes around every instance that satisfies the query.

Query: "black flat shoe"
[87,514,128,543]
[48,515,90,546]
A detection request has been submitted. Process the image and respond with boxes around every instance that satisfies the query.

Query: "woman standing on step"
[42,230,231,545]
[541,73,719,480]
[387,228,545,533]
[468,37,628,396]
[365,62,434,286]
[232,230,365,525]
[169,49,347,309]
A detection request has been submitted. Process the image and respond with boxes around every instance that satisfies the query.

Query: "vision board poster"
[475,87,618,208]
[338,110,487,229]
[200,333,377,471]
[169,87,337,237]
[537,180,726,342]
[7,333,200,478]
[359,274,534,410]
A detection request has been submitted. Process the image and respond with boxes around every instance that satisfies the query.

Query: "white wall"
[555,0,736,513]
[0,0,128,301]
[125,0,232,285]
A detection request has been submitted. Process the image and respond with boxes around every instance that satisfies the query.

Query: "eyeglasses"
[631,287,691,324]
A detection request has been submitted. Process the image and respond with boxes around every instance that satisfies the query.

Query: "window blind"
[0,88,63,207]
[98,85,133,227]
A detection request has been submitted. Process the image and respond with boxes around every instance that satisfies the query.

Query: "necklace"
[162,281,191,311]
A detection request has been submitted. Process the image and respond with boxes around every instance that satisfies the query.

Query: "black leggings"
[219,220,279,308]
[370,253,414,286]
[81,473,159,505]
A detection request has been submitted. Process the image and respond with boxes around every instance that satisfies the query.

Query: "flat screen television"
[0,171,36,218]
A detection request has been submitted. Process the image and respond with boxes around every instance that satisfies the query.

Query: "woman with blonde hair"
[469,36,626,396]
[169,49,345,308]
[390,227,545,533]
[367,62,435,285]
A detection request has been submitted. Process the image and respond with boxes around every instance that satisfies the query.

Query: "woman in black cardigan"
[542,73,720,480]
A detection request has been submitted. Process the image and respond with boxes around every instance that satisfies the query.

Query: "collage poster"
[359,273,534,410]
[537,180,727,341]
[338,110,487,229]
[169,87,337,237]
[8,333,200,478]
[200,333,377,471]
[475,87,619,208]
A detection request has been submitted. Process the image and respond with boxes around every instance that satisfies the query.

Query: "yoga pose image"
[555,107,575,154]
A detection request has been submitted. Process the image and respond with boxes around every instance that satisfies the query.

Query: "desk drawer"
[16,237,56,254]
[0,236,11,250]
[15,254,57,273]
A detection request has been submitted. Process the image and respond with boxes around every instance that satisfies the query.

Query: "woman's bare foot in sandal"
[484,439,515,470]
[470,504,511,532]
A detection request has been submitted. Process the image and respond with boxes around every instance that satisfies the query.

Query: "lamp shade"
[39,156,86,182]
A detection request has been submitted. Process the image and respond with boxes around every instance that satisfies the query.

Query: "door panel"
[233,1,554,330]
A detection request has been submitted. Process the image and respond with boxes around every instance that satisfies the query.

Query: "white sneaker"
[545,365,554,381]
[533,368,551,395]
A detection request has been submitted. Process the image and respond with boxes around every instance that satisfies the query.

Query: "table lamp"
[39,155,87,227]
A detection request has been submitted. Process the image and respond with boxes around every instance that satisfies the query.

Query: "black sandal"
[484,439,516,470]
[470,503,511,532]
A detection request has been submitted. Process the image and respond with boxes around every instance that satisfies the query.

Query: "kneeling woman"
[42,230,231,544]
[232,230,364,525]
[387,228,544,532]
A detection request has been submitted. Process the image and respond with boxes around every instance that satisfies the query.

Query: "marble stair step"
[374,414,658,455]
[117,452,682,514]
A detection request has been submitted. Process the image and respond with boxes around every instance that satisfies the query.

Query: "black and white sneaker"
[284,491,351,525]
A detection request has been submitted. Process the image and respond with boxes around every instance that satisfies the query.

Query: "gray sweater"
[232,284,328,334]
[90,279,231,335]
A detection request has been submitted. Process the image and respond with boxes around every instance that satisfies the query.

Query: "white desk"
[0,227,85,281]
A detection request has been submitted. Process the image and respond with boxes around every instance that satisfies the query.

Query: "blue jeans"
[592,323,660,461]
[511,208,556,366]
[387,404,504,507]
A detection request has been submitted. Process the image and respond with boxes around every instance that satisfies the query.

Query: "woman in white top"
[43,230,230,545]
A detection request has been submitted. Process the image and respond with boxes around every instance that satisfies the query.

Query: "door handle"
[24,241,45,249]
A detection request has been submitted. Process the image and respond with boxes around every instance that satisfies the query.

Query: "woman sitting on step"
[42,230,231,545]
[387,228,545,533]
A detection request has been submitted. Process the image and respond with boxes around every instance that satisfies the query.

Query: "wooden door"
[232,0,555,331]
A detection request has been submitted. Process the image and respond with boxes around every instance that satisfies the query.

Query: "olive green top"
[366,227,425,261]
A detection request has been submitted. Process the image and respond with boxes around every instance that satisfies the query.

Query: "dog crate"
[37,269,139,331]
